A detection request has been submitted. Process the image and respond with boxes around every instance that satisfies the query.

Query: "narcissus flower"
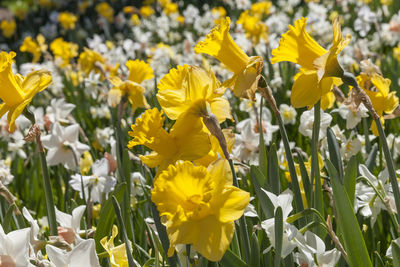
[78,48,106,78]
[357,73,399,135]
[96,2,114,23]
[20,34,47,63]
[195,17,263,100]
[126,59,154,84]
[128,108,211,172]
[271,17,351,108]
[108,76,150,112]
[58,12,78,30]
[101,225,134,267]
[157,65,232,123]
[0,51,52,132]
[140,6,155,17]
[0,19,16,38]
[237,11,268,44]
[151,159,250,261]
[50,37,79,67]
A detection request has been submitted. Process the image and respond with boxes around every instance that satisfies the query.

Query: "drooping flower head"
[151,159,250,261]
[128,108,211,172]
[108,76,150,112]
[271,17,351,108]
[357,73,399,135]
[78,48,106,78]
[0,51,52,132]
[195,17,263,100]
[157,65,232,123]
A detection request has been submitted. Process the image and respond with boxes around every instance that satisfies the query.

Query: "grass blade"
[325,160,372,267]
[274,206,283,267]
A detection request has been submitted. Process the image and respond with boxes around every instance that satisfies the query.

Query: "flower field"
[1,0,400,266]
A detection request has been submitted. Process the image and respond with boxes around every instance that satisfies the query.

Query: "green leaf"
[392,242,400,267]
[325,160,372,267]
[250,166,275,219]
[297,151,311,208]
[274,206,283,267]
[111,196,136,267]
[2,203,15,233]
[327,127,344,183]
[343,156,357,205]
[365,143,378,171]
[220,249,247,267]
[268,144,280,195]
[258,98,268,177]
[250,232,260,267]
[94,182,127,253]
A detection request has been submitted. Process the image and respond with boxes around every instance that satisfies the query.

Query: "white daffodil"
[46,98,76,125]
[334,103,369,129]
[386,237,400,259]
[42,123,90,170]
[46,239,100,267]
[69,158,116,203]
[0,159,13,185]
[22,207,41,251]
[261,189,300,258]
[131,172,146,197]
[0,224,33,267]
[54,205,86,244]
[299,108,332,140]
[355,165,394,225]
[279,104,297,125]
[340,133,362,160]
[294,231,341,267]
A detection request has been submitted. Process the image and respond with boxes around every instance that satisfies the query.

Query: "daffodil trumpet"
[0,51,52,132]
[194,17,263,100]
[271,16,350,109]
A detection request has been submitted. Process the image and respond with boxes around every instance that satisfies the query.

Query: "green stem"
[275,109,305,227]
[37,134,58,236]
[374,117,400,224]
[112,196,136,267]
[228,159,251,264]
[23,109,58,236]
[311,101,324,237]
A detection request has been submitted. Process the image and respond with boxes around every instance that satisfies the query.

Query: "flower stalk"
[23,109,58,236]
[342,72,400,224]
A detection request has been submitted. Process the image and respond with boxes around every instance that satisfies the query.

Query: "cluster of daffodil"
[2,0,400,266]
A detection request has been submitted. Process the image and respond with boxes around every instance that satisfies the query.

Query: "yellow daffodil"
[250,1,272,16]
[78,48,106,78]
[194,129,235,167]
[130,14,141,26]
[237,11,268,44]
[100,225,131,267]
[357,73,399,135]
[163,2,178,15]
[126,59,154,84]
[58,12,78,30]
[0,19,16,38]
[157,65,232,123]
[80,151,93,175]
[96,2,114,23]
[128,108,211,172]
[108,76,150,112]
[0,51,52,132]
[394,45,400,63]
[152,159,249,261]
[20,35,47,63]
[271,17,351,109]
[140,6,155,17]
[50,37,79,67]
[195,17,263,100]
